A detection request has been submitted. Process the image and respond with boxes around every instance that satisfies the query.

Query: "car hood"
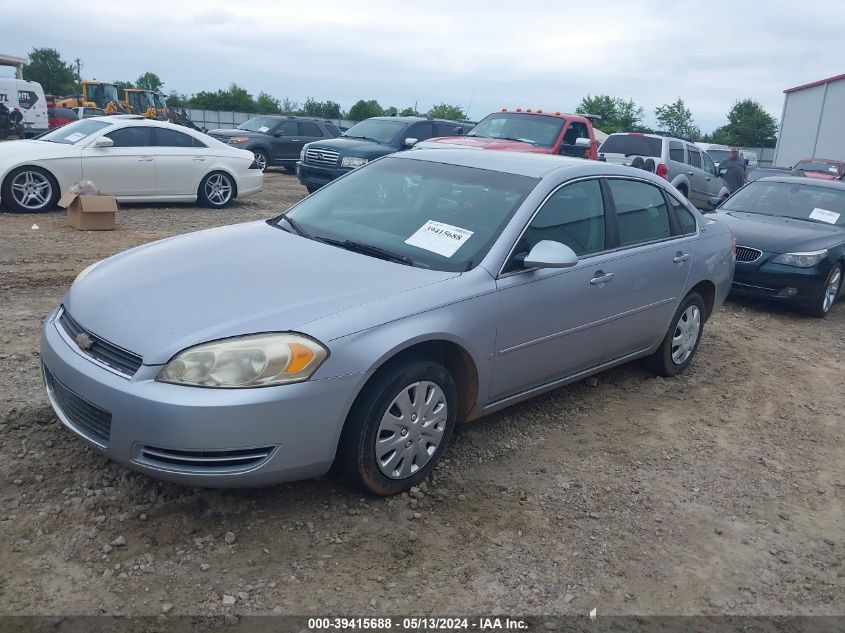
[207,129,264,139]
[64,221,458,364]
[419,136,549,153]
[710,210,843,253]
[0,139,79,161]
[803,172,838,180]
[307,137,395,156]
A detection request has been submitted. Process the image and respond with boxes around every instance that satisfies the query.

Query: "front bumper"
[731,259,828,306]
[40,308,365,487]
[296,161,350,188]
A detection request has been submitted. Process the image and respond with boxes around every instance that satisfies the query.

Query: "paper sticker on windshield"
[405,220,474,257]
[809,208,840,224]
[258,126,270,133]
[64,132,85,142]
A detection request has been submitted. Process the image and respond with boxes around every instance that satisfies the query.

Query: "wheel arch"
[688,279,716,321]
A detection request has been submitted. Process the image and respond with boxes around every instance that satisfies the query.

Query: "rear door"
[153,127,210,195]
[296,121,325,154]
[599,178,692,362]
[81,126,156,196]
[270,120,299,164]
[685,145,707,206]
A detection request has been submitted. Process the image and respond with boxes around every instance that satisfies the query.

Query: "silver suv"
[599,133,730,209]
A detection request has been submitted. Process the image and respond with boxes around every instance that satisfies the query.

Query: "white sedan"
[0,116,263,212]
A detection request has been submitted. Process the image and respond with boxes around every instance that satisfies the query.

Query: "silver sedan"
[41,149,734,495]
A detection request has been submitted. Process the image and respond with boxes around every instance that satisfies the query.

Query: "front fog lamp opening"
[157,334,328,388]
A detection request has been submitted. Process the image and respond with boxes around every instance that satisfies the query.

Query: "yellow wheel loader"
[58,81,128,114]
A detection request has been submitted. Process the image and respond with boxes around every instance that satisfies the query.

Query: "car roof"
[755,176,845,190]
[366,116,471,125]
[395,148,647,179]
[796,157,845,165]
[246,114,330,123]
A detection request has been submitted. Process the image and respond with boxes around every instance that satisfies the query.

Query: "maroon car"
[793,158,845,181]
[47,105,78,130]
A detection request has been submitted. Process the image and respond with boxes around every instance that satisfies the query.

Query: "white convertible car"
[0,116,263,212]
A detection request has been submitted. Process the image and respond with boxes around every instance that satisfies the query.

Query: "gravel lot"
[0,171,843,618]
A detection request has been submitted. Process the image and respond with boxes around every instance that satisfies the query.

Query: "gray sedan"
[40,150,734,495]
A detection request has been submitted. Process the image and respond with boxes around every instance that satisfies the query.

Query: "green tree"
[399,106,419,116]
[711,99,778,148]
[301,98,342,119]
[166,92,189,108]
[189,83,256,111]
[427,103,467,120]
[256,91,281,114]
[347,99,384,121]
[136,72,163,92]
[279,98,300,115]
[576,94,645,133]
[654,98,700,140]
[22,47,77,95]
[112,80,134,101]
[383,106,399,116]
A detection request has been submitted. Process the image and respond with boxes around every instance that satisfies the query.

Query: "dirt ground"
[0,171,842,619]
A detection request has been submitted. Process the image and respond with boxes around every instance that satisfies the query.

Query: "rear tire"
[644,292,705,377]
[2,166,60,213]
[197,171,235,208]
[336,356,457,496]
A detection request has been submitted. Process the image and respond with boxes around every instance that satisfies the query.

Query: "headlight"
[227,136,250,144]
[341,156,368,168]
[300,147,306,161]
[156,333,328,388]
[771,250,828,268]
[73,259,104,285]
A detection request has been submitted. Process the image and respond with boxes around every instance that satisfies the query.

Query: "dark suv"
[296,116,473,192]
[208,116,341,172]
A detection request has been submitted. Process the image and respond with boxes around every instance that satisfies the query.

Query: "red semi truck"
[417,108,600,160]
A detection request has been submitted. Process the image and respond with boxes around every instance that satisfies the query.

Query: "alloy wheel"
[253,152,267,171]
[10,170,53,210]
[822,267,841,314]
[204,174,233,206]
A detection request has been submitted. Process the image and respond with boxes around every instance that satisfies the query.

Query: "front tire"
[2,166,60,213]
[337,356,457,496]
[644,292,705,377]
[252,150,268,172]
[198,171,235,208]
[809,264,841,318]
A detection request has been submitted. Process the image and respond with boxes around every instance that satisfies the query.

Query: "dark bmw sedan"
[710,177,845,317]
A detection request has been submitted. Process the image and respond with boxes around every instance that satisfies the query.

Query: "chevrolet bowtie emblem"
[75,333,93,350]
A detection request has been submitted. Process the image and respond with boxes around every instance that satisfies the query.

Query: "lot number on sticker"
[809,208,841,224]
[405,220,474,257]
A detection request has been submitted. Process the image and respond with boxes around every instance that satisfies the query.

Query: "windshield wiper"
[314,237,413,266]
[277,214,310,237]
[343,134,382,144]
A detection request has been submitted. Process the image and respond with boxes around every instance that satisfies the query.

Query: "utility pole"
[74,58,81,86]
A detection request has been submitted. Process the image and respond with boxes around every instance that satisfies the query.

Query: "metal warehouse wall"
[774,78,845,167]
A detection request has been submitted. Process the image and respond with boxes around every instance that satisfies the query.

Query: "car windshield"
[707,149,731,163]
[37,119,111,144]
[467,113,563,148]
[722,181,845,225]
[238,116,280,133]
[274,157,537,272]
[599,134,663,157]
[342,119,405,144]
[155,95,167,109]
[794,160,841,175]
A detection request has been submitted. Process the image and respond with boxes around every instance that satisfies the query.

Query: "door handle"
[673,252,690,263]
[138,156,153,162]
[705,176,711,181]
[688,171,694,176]
[290,139,300,142]
[193,157,206,161]
[590,271,614,285]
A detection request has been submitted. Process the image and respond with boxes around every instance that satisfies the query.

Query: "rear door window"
[105,126,155,147]
[406,122,434,142]
[298,122,322,137]
[668,141,685,163]
[687,146,702,169]
[154,128,196,147]
[667,193,697,234]
[608,179,672,247]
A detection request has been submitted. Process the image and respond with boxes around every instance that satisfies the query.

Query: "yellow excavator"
[57,80,127,114]
[123,88,164,119]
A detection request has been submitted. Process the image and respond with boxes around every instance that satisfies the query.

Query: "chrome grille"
[135,445,275,474]
[735,246,763,263]
[305,147,340,166]
[58,308,143,376]
[44,365,112,446]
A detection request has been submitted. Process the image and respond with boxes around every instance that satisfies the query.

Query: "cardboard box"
[58,192,118,231]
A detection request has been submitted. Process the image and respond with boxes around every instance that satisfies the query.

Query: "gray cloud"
[4,0,844,131]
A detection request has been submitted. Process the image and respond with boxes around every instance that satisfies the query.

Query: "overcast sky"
[3,0,843,131]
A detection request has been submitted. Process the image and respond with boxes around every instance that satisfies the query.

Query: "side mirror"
[92,136,114,148]
[574,137,591,148]
[523,240,579,269]
[707,196,722,210]
[403,137,418,148]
